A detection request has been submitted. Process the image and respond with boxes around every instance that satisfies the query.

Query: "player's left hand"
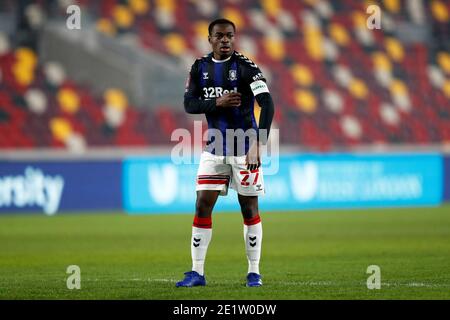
[245,141,261,171]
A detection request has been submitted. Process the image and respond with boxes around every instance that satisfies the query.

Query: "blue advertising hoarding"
[267,153,442,210]
[123,153,443,214]
[0,161,122,215]
[445,157,450,201]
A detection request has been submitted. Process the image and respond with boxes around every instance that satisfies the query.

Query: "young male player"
[176,18,275,287]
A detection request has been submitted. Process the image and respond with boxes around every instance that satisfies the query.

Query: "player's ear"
[208,35,212,44]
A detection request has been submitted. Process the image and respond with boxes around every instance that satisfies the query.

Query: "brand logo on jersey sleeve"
[203,72,209,80]
[236,52,258,68]
[252,72,264,81]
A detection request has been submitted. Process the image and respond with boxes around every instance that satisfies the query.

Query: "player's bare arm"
[245,141,261,171]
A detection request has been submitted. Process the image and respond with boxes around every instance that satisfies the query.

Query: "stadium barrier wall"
[445,156,450,201]
[0,160,122,215]
[123,153,443,214]
[0,154,444,215]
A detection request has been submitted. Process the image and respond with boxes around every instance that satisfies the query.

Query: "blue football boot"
[246,272,263,287]
[176,271,206,287]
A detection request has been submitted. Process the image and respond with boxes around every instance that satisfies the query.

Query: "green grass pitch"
[0,205,449,299]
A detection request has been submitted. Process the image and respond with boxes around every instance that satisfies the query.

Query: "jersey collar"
[211,54,233,63]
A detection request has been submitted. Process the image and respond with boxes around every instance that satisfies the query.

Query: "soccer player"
[176,18,275,287]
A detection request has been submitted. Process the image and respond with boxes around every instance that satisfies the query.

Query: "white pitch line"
[83,278,176,282]
[258,281,450,288]
[118,278,177,282]
[382,282,450,288]
[82,278,450,288]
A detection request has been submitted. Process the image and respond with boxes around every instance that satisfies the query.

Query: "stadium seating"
[0,41,192,150]
[0,0,449,151]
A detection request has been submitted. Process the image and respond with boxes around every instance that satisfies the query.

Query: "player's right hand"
[216,92,241,108]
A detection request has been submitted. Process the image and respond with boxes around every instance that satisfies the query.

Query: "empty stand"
[0,0,449,151]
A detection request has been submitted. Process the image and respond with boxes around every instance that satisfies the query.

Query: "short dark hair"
[208,18,236,35]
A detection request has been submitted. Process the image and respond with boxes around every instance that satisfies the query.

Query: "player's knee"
[239,202,259,218]
[195,196,215,217]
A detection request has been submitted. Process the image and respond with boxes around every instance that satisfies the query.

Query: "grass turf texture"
[0,206,449,299]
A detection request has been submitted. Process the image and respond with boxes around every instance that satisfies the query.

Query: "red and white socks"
[243,215,263,275]
[191,216,212,276]
[189,215,262,276]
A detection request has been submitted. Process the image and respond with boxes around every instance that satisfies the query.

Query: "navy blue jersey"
[184,51,269,156]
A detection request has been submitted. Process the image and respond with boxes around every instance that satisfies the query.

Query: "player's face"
[208,24,235,60]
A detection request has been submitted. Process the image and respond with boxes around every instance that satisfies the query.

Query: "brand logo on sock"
[193,237,201,247]
[249,236,257,247]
